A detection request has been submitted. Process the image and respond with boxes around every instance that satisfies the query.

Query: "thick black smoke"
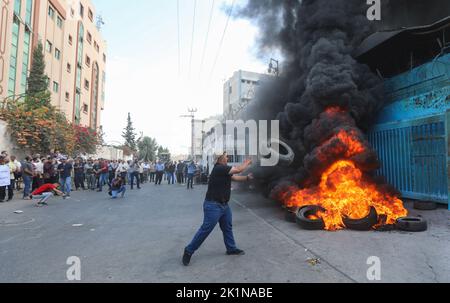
[237,0,386,198]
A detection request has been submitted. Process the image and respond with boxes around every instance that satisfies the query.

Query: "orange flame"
[281,108,408,231]
[285,160,408,231]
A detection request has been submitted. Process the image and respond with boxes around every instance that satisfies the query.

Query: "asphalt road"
[0,182,448,283]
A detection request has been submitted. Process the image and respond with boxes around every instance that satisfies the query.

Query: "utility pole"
[180,108,198,160]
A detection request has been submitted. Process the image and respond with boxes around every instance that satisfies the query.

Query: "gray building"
[223,70,271,120]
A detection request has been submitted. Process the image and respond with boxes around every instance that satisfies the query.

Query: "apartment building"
[223,70,271,120]
[0,0,107,130]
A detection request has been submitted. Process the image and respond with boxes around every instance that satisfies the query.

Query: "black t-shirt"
[205,164,233,203]
[58,163,73,178]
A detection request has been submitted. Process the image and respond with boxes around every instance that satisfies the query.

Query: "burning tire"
[264,138,295,167]
[395,217,428,232]
[413,201,437,211]
[296,205,326,230]
[342,207,378,231]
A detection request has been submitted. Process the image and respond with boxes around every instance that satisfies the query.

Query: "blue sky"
[92,0,268,154]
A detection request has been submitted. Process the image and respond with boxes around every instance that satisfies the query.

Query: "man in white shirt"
[0,156,11,202]
[116,160,129,180]
[143,162,150,183]
[32,157,44,191]
[6,157,17,201]
[12,156,22,190]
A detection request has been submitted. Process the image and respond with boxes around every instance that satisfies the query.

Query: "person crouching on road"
[182,153,253,266]
[31,183,66,207]
[109,176,126,199]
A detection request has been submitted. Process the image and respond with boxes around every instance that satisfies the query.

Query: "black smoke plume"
[237,0,386,198]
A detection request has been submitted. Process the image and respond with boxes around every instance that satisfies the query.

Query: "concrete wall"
[0,119,25,158]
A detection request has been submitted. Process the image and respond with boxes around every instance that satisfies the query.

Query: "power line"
[188,0,197,78]
[177,0,181,76]
[209,0,236,79]
[198,0,216,78]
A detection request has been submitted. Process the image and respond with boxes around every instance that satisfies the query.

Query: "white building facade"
[223,70,271,120]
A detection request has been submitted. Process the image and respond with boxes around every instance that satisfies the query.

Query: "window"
[68,35,73,45]
[86,55,91,67]
[103,53,106,63]
[8,18,20,96]
[55,48,61,60]
[83,104,89,113]
[20,27,31,94]
[48,6,55,19]
[65,92,70,101]
[80,4,84,18]
[57,16,63,28]
[87,31,92,44]
[53,81,59,93]
[84,79,89,90]
[88,9,93,21]
[14,0,21,16]
[71,8,74,17]
[25,0,32,25]
[46,40,52,52]
[94,42,100,53]
[67,63,71,73]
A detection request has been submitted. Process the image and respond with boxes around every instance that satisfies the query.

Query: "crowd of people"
[0,150,207,206]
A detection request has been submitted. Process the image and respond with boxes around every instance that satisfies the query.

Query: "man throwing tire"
[183,153,253,266]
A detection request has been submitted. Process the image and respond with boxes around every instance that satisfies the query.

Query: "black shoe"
[182,249,192,266]
[227,249,245,256]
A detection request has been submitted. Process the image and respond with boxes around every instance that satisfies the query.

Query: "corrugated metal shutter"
[368,114,448,204]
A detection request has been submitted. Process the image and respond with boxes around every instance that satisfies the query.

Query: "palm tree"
[138,137,158,162]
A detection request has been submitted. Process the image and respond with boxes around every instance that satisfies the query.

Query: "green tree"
[138,136,158,162]
[27,41,49,96]
[122,112,137,152]
[157,146,171,162]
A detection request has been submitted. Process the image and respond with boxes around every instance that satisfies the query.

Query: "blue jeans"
[23,175,32,198]
[187,173,194,189]
[60,177,71,194]
[130,172,140,189]
[186,201,237,254]
[98,173,109,191]
[167,172,175,184]
[32,192,53,203]
[111,186,126,198]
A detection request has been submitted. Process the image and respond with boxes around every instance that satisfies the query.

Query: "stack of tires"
[285,204,429,232]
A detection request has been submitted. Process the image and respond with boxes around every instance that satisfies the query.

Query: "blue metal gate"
[368,115,448,204]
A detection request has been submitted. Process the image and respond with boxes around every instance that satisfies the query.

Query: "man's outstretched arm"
[231,174,254,182]
[229,159,252,175]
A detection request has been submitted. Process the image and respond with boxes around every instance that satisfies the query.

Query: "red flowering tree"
[74,125,101,155]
